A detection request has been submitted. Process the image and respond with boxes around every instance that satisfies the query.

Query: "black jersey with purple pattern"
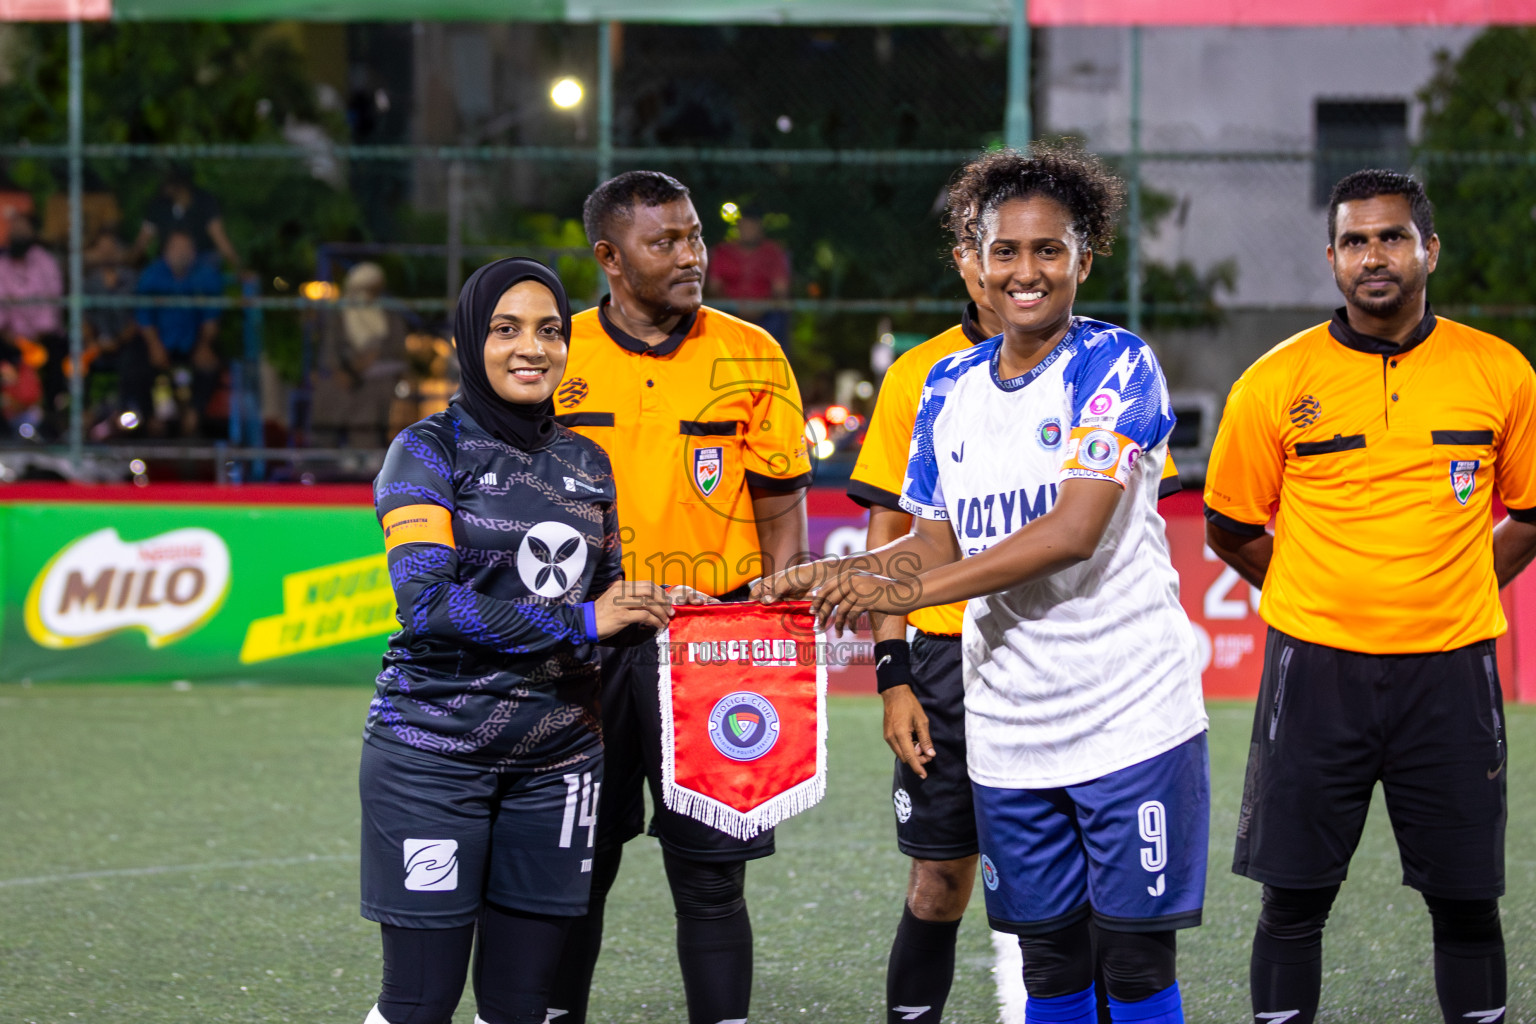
[365,404,622,770]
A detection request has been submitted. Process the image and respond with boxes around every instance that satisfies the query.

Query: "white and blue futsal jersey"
[899,317,1207,791]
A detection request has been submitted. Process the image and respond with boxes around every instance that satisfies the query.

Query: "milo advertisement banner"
[0,489,394,684]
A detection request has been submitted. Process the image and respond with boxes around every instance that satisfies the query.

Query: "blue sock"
[1108,981,1184,1023]
[1025,983,1096,1023]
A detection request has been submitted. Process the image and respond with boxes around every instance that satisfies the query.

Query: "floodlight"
[551,77,584,109]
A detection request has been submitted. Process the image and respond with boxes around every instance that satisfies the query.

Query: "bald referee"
[548,170,812,1024]
[1205,170,1536,1024]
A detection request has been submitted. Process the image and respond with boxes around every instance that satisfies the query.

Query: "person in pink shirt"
[0,211,62,344]
[706,206,791,343]
[0,211,62,433]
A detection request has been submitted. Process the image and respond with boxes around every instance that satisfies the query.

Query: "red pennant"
[658,602,827,838]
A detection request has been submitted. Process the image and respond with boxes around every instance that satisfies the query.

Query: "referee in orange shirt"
[1205,170,1536,1024]
[548,170,813,1024]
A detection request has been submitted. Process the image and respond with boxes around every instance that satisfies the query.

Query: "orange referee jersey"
[558,299,813,597]
[1204,309,1536,654]
[849,304,1182,636]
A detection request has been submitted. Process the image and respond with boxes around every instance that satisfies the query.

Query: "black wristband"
[874,638,915,693]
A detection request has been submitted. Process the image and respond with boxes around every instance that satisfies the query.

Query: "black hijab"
[451,257,572,451]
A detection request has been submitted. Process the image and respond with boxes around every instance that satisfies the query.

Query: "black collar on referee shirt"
[960,301,992,345]
[1327,304,1437,357]
[597,295,699,357]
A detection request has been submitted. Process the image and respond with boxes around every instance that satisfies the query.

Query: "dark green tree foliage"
[1077,185,1235,330]
[1418,27,1536,353]
[0,23,364,376]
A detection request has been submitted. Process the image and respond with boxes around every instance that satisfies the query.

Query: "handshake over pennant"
[656,601,828,839]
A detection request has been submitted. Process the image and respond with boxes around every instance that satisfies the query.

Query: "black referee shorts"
[892,632,978,861]
[1233,628,1507,900]
[595,640,776,863]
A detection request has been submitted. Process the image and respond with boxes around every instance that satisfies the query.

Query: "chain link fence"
[0,20,1530,482]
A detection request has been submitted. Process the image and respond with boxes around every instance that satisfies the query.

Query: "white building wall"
[1041,27,1480,308]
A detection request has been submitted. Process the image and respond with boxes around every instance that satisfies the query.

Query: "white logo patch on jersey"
[1081,388,1122,427]
[516,521,588,598]
[479,471,498,487]
[403,838,459,891]
[893,788,912,823]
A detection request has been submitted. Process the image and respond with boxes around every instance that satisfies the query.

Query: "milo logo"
[25,527,231,649]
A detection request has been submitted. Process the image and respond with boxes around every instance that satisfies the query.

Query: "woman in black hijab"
[359,258,672,1024]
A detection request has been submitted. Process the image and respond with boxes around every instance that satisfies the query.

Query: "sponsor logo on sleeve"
[694,446,724,497]
[25,527,232,650]
[1451,460,1479,506]
[708,691,781,761]
[1082,389,1121,426]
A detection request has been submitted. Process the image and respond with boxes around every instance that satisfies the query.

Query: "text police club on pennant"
[656,602,828,839]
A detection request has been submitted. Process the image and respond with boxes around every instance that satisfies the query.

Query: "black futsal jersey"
[366,404,622,770]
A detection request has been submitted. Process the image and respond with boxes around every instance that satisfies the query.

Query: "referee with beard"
[549,170,813,1024]
[1205,170,1536,1024]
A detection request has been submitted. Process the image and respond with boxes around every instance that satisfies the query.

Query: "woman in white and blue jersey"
[758,145,1209,1024]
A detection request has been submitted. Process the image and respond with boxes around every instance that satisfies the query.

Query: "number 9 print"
[1139,799,1167,897]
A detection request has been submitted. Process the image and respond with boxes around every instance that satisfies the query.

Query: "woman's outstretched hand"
[592,580,673,639]
[751,558,842,604]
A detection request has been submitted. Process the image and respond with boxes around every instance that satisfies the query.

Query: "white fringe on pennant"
[656,623,829,840]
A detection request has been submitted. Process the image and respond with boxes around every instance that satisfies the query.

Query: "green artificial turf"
[1,688,1532,1022]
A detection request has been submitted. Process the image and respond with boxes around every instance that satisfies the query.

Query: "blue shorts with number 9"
[973,732,1209,935]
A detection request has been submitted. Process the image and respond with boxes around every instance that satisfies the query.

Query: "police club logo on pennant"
[694,446,723,497]
[708,691,780,761]
[658,603,826,840]
[1450,460,1479,506]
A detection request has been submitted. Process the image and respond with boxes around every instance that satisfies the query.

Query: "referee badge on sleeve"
[1450,460,1479,506]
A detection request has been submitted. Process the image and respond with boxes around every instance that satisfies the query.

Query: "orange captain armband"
[381,504,455,551]
[1060,427,1142,487]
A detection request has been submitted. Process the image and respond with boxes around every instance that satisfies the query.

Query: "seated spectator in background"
[131,168,241,271]
[0,211,62,435]
[81,233,145,428]
[43,168,122,252]
[0,171,35,249]
[706,205,791,344]
[310,261,407,448]
[135,229,223,438]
